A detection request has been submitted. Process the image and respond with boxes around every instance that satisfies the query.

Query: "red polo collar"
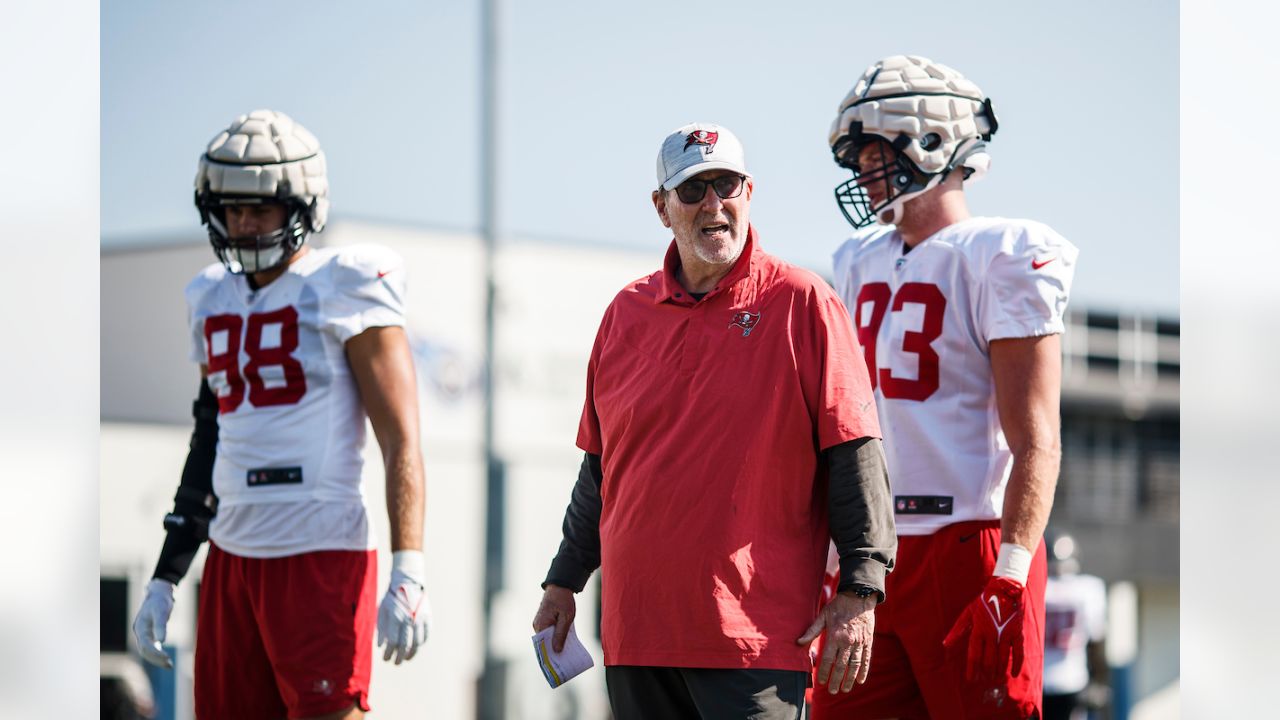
[654,225,761,306]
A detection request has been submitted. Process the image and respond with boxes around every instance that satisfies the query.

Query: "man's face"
[224,202,289,240]
[855,138,899,208]
[653,170,753,267]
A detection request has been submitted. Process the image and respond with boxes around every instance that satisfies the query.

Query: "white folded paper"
[532,622,595,688]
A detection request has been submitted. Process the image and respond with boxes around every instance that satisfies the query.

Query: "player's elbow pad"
[171,379,219,536]
[153,381,220,584]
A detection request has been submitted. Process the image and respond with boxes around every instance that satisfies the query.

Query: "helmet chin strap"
[231,242,288,274]
[208,207,307,275]
[874,173,944,226]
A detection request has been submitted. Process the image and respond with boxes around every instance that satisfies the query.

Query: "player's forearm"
[1000,442,1060,551]
[989,334,1063,553]
[152,527,203,585]
[384,443,426,552]
[154,377,219,584]
[346,326,426,552]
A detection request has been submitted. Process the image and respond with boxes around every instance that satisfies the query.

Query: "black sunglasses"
[673,174,746,204]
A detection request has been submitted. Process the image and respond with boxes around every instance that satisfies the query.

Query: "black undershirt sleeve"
[826,436,897,601]
[152,380,220,585]
[543,452,603,592]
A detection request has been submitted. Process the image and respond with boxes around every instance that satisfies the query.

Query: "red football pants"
[195,543,377,719]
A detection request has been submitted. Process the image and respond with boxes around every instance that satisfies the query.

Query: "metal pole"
[478,0,508,717]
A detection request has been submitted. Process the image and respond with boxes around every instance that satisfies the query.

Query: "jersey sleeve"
[184,264,225,365]
[976,221,1078,342]
[806,280,881,450]
[327,244,408,344]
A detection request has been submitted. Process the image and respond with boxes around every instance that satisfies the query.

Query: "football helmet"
[194,110,329,274]
[1045,528,1080,577]
[828,55,998,228]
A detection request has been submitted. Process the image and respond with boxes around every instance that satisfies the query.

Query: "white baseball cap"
[655,122,751,190]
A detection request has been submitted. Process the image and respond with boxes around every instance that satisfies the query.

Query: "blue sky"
[102,1,1178,314]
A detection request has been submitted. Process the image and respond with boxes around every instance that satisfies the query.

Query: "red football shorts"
[195,543,378,719]
[811,520,1046,720]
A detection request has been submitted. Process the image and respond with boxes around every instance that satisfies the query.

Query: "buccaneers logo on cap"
[728,310,761,337]
[684,129,719,154]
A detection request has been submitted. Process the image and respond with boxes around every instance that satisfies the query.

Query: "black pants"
[1042,691,1082,720]
[605,665,808,720]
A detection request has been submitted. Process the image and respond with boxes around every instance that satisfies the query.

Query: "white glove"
[132,579,176,669]
[377,550,431,665]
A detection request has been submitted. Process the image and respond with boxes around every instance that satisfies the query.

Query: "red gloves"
[943,576,1026,681]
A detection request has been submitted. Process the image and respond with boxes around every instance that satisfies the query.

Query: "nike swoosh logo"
[982,595,1019,640]
[959,533,978,543]
[1031,257,1055,270]
[397,586,424,618]
[377,270,392,279]
[986,595,1005,621]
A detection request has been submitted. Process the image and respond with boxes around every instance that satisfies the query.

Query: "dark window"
[1087,355,1121,372]
[101,577,129,653]
[1155,318,1180,336]
[1086,311,1121,330]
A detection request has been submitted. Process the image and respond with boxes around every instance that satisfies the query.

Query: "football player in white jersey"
[812,56,1079,720]
[1042,530,1109,720]
[130,110,431,720]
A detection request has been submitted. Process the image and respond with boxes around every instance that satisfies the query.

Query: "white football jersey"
[833,217,1077,535]
[1043,573,1107,694]
[185,244,407,558]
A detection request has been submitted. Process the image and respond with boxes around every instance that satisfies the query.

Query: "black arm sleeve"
[827,436,897,601]
[542,452,603,592]
[152,380,220,585]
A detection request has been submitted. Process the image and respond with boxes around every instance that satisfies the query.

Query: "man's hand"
[943,576,1026,681]
[797,591,876,693]
[377,550,431,665]
[532,584,576,653]
[132,579,176,669]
